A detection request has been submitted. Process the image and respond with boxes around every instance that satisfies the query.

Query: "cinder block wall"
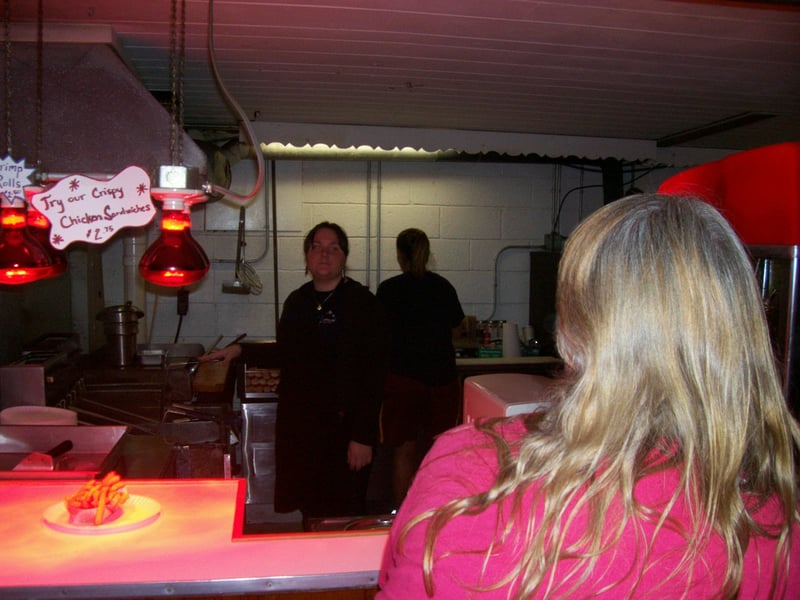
[96,159,671,352]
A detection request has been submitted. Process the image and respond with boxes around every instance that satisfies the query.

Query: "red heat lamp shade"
[139,199,209,287]
[658,142,800,246]
[25,200,67,277]
[0,201,62,285]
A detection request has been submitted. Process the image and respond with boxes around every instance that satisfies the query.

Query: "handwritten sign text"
[0,155,35,205]
[29,166,155,249]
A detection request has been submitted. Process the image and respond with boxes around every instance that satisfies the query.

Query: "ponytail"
[396,228,430,279]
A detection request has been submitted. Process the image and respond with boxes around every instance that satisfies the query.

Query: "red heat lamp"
[138,195,209,287]
[0,193,62,286]
[24,187,67,277]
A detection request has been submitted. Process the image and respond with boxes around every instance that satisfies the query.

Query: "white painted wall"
[95,158,677,353]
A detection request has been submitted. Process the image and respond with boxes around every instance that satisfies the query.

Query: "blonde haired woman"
[378,195,799,598]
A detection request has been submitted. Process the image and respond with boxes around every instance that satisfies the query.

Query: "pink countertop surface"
[0,478,387,597]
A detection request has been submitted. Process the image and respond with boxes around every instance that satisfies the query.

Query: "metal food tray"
[0,424,128,480]
[137,343,205,367]
[242,364,280,400]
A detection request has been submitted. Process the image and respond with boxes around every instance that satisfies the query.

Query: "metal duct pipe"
[123,231,148,344]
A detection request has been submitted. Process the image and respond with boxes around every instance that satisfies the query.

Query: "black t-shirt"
[377,271,464,386]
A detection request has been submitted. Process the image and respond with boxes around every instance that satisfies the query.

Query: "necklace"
[313,276,343,311]
[315,289,336,311]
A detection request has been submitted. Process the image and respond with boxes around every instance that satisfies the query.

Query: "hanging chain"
[178,0,185,164]
[34,0,43,178]
[169,0,186,166]
[169,0,177,163]
[4,0,12,156]
[1,0,43,170]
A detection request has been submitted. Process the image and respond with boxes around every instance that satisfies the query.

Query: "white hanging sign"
[28,166,156,249]
[0,155,35,206]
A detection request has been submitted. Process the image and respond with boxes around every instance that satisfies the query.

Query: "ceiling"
[5,0,800,155]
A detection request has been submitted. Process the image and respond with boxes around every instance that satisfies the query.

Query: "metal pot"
[96,302,145,368]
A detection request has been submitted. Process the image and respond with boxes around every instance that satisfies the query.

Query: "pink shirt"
[378,419,799,599]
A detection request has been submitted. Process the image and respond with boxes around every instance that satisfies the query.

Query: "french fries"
[64,470,129,525]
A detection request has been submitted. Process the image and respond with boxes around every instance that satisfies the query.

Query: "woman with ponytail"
[377,228,465,508]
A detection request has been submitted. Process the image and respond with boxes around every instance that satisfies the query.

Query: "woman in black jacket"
[208,222,387,522]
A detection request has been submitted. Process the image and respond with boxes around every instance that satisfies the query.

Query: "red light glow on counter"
[0,478,387,597]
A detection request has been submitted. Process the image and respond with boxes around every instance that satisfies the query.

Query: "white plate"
[42,494,161,535]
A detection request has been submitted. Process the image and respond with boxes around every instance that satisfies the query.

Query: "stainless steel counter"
[456,355,562,369]
[0,425,127,480]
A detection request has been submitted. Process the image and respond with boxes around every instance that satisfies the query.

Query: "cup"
[522,325,535,345]
[502,322,521,357]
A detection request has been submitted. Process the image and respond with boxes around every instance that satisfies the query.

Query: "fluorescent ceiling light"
[260,142,459,161]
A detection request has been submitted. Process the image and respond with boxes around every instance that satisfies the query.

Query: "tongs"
[204,333,247,356]
[167,357,221,375]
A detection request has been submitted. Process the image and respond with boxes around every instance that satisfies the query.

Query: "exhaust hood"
[2,25,206,180]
